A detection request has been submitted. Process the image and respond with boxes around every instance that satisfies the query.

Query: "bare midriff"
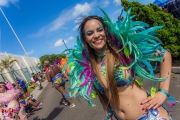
[107,83,169,120]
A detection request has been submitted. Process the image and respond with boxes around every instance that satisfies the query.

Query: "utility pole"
[62,40,69,53]
[0,7,37,73]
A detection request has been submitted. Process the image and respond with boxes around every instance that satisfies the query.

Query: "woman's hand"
[63,73,69,80]
[141,92,167,110]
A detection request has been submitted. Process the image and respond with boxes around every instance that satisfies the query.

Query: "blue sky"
[0,0,155,58]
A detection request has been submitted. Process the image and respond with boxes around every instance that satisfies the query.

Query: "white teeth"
[94,40,101,44]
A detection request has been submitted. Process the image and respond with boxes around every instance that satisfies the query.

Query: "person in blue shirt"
[16,78,29,97]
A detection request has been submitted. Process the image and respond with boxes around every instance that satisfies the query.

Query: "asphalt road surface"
[29,82,105,120]
[29,74,180,120]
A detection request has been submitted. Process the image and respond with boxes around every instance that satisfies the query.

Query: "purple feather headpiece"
[54,59,62,66]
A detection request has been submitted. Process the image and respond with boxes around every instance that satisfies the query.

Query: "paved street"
[142,73,180,120]
[29,74,180,120]
[29,82,105,120]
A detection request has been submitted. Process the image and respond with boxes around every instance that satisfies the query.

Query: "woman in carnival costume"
[0,82,27,120]
[54,58,70,77]
[63,7,175,119]
[45,60,75,108]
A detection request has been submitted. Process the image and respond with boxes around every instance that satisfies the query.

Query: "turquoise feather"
[63,7,168,107]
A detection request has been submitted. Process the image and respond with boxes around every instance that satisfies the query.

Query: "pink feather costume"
[0,83,21,120]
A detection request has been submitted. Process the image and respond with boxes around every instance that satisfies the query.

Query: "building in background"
[0,52,40,83]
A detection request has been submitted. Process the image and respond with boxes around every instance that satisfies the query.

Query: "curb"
[172,66,180,74]
[31,80,49,99]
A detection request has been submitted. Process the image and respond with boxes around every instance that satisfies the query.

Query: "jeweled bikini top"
[93,58,133,94]
[93,47,166,94]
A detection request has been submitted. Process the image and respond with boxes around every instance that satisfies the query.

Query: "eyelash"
[97,28,103,32]
[86,32,93,36]
[86,28,103,36]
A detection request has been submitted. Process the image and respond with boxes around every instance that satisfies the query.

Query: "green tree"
[39,54,66,65]
[121,0,180,58]
[36,63,44,71]
[0,56,18,80]
[0,61,6,81]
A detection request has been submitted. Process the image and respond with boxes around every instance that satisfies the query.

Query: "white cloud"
[0,0,19,7]
[74,17,84,23]
[48,11,73,32]
[0,0,8,6]
[53,36,74,48]
[102,0,110,8]
[62,27,68,30]
[67,36,74,41]
[10,0,19,4]
[73,17,84,31]
[54,39,67,47]
[32,2,93,38]
[72,2,92,17]
[113,0,121,6]
[73,24,80,31]
[27,49,34,55]
[113,8,123,15]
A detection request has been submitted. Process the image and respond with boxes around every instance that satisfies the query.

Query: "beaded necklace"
[94,49,107,59]
[95,49,107,80]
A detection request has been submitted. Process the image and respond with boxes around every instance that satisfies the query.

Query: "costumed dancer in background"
[60,58,70,76]
[45,60,75,108]
[63,7,176,120]
[0,82,27,120]
[54,58,70,80]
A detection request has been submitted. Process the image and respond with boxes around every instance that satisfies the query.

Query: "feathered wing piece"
[62,37,96,106]
[99,7,167,82]
[63,7,168,106]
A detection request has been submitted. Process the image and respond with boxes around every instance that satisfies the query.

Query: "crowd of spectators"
[0,59,72,119]
[0,73,45,119]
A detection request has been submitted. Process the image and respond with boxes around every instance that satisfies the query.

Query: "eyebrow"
[97,26,103,29]
[85,25,103,34]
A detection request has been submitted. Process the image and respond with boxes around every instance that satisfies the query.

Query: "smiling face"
[0,85,6,93]
[83,19,107,54]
